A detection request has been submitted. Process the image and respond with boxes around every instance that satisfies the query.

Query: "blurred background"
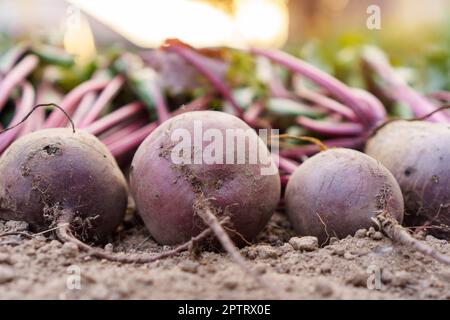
[1,0,449,47]
[0,0,449,160]
[0,0,449,90]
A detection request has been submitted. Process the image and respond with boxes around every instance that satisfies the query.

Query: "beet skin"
[130,111,281,245]
[366,121,450,238]
[0,128,128,242]
[285,148,404,244]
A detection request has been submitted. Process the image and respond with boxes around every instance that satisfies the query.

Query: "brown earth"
[0,213,449,300]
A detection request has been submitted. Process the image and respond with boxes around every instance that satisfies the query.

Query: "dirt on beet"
[0,212,450,300]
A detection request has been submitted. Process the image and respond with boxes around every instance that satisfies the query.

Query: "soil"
[1,213,449,300]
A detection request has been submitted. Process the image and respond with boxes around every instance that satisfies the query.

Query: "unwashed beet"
[285,148,404,244]
[0,128,128,242]
[130,110,281,245]
[366,121,450,238]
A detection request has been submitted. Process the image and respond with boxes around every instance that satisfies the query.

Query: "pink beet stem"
[71,92,97,126]
[296,88,358,122]
[280,136,366,159]
[0,55,38,112]
[26,83,54,132]
[352,88,386,122]
[428,91,450,118]
[108,123,158,157]
[86,102,144,136]
[79,75,125,127]
[172,94,213,116]
[148,81,170,123]
[244,101,264,123]
[280,174,290,187]
[101,119,147,145]
[363,53,448,123]
[44,79,109,128]
[106,94,213,158]
[274,155,298,174]
[0,43,28,78]
[251,48,373,127]
[21,85,44,135]
[165,45,243,117]
[269,75,293,98]
[428,91,450,102]
[0,81,35,153]
[296,116,364,137]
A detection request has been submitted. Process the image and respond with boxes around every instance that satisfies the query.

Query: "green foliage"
[226,49,267,98]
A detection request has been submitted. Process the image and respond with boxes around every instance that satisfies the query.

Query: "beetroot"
[0,128,128,242]
[285,147,450,265]
[130,110,281,245]
[365,121,450,238]
[285,148,404,244]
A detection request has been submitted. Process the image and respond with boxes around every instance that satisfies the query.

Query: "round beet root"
[285,148,404,244]
[130,111,281,245]
[366,121,450,238]
[0,128,128,242]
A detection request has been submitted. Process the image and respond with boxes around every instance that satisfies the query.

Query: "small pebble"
[254,264,267,275]
[366,227,376,237]
[314,280,334,297]
[371,232,384,241]
[354,229,367,238]
[438,270,450,282]
[414,231,426,240]
[414,251,425,261]
[267,235,281,245]
[347,270,367,287]
[381,269,394,284]
[285,285,294,292]
[274,264,290,274]
[289,236,318,252]
[204,264,216,274]
[373,245,393,255]
[223,280,238,290]
[0,253,12,265]
[5,221,29,232]
[278,243,294,255]
[343,252,356,260]
[245,249,258,260]
[49,240,62,249]
[104,243,114,253]
[333,247,345,257]
[180,261,198,274]
[392,271,414,288]
[329,237,339,245]
[61,242,79,258]
[353,248,368,257]
[319,263,332,274]
[34,235,46,242]
[256,245,279,259]
[0,266,15,284]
